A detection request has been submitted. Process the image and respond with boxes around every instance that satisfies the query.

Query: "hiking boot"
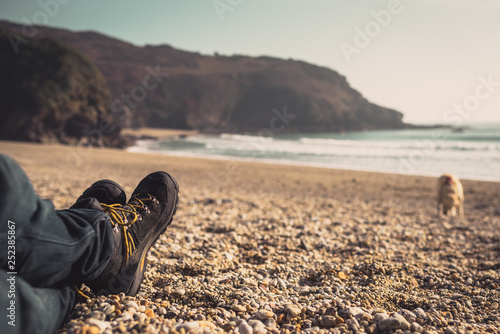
[86,171,179,296]
[71,179,127,209]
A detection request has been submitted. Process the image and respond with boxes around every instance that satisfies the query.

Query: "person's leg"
[0,269,75,334]
[0,154,114,287]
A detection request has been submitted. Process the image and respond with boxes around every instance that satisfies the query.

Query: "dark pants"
[0,154,114,334]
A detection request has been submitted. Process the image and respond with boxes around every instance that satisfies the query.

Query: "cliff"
[0,29,125,147]
[0,20,407,136]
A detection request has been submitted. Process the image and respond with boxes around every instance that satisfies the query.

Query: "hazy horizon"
[1,0,499,125]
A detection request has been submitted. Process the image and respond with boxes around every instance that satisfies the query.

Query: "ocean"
[128,123,500,182]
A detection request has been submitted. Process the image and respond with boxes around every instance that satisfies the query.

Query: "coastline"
[127,144,500,184]
[126,127,500,183]
[1,140,499,333]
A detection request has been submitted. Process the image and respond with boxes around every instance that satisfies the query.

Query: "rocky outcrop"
[0,20,408,135]
[0,30,125,147]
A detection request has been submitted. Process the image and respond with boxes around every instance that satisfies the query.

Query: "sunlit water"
[128,123,500,182]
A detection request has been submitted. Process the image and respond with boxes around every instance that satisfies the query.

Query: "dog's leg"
[443,204,449,216]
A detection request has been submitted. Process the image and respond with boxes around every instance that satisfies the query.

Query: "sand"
[121,128,198,140]
[1,140,499,334]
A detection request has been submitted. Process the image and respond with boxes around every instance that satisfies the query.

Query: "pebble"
[392,312,411,330]
[338,271,347,280]
[445,327,457,334]
[398,309,416,323]
[284,304,301,317]
[374,312,389,321]
[249,319,266,334]
[410,321,422,332]
[265,318,277,329]
[232,304,247,313]
[345,306,363,318]
[239,320,253,334]
[255,309,274,320]
[378,317,404,331]
[101,303,115,315]
[222,321,236,331]
[174,321,199,333]
[173,288,186,296]
[319,315,335,327]
[82,326,99,334]
[86,319,111,332]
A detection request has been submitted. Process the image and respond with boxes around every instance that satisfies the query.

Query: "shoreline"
[128,145,500,184]
[127,137,500,184]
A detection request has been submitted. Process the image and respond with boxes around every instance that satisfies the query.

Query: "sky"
[1,0,499,125]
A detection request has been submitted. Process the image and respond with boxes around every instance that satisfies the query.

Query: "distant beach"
[121,127,199,140]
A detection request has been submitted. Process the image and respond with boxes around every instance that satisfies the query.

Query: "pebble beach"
[1,141,500,334]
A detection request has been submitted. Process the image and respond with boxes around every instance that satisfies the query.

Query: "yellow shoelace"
[74,284,91,299]
[100,195,153,260]
[74,195,154,300]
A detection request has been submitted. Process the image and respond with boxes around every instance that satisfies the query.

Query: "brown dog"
[437,174,464,217]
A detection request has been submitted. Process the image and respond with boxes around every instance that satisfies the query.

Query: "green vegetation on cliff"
[0,29,124,146]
